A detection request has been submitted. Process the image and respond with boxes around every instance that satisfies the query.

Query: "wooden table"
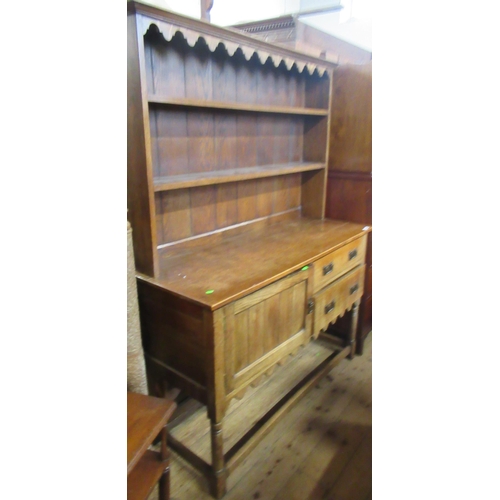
[127,392,177,500]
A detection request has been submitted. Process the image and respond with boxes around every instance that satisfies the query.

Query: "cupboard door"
[224,270,312,396]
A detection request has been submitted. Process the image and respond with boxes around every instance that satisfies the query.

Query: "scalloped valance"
[139,17,329,77]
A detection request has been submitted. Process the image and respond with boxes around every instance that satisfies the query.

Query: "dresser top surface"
[138,218,370,310]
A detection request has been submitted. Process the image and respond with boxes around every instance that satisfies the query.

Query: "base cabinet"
[137,229,367,498]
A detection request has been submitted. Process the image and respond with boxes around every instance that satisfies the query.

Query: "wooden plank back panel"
[143,29,323,111]
[255,177,274,219]
[212,48,237,101]
[271,176,288,214]
[269,116,292,164]
[155,175,303,246]
[287,173,302,210]
[145,30,186,98]
[187,110,216,173]
[257,114,275,165]
[190,185,217,235]
[235,55,258,104]
[150,109,309,176]
[154,194,164,245]
[289,117,304,162]
[257,61,276,107]
[214,113,237,169]
[274,67,289,107]
[305,73,330,109]
[301,169,327,219]
[287,67,305,108]
[156,190,191,243]
[215,182,239,228]
[236,180,257,223]
[157,208,300,258]
[185,41,214,100]
[235,113,258,169]
[150,108,189,177]
[303,116,327,163]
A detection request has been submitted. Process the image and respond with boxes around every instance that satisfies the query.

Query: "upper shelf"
[148,96,328,117]
[153,162,325,192]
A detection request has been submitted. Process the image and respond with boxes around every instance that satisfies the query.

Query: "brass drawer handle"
[324,300,336,314]
[349,249,358,260]
[323,263,333,275]
[350,283,359,295]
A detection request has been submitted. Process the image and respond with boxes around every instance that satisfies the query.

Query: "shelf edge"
[153,164,326,192]
[148,96,329,116]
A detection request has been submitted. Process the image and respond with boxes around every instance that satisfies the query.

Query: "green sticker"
[301,266,309,271]
[205,289,214,294]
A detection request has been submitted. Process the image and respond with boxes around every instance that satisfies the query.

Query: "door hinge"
[307,299,315,314]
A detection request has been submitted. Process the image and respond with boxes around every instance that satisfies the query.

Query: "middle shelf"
[153,162,325,191]
[148,96,329,116]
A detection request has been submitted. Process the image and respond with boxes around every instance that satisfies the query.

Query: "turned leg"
[159,427,170,500]
[210,420,227,499]
[159,466,170,500]
[355,297,367,356]
[348,300,360,359]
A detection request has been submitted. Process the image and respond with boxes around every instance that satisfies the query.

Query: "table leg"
[210,420,227,499]
[348,300,360,359]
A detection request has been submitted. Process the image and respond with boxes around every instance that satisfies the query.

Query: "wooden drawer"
[313,265,365,337]
[312,235,367,294]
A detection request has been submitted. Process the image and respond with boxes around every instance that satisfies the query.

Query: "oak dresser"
[127,2,370,497]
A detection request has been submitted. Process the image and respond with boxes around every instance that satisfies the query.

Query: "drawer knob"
[324,300,336,314]
[323,263,333,275]
[350,283,359,295]
[349,249,358,260]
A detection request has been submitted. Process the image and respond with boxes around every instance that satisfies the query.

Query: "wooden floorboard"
[156,332,372,500]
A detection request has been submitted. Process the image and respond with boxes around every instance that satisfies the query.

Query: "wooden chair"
[127,391,177,500]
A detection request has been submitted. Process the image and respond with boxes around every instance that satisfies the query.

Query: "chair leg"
[159,465,170,500]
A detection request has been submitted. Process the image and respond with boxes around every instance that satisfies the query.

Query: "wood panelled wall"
[326,62,372,350]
